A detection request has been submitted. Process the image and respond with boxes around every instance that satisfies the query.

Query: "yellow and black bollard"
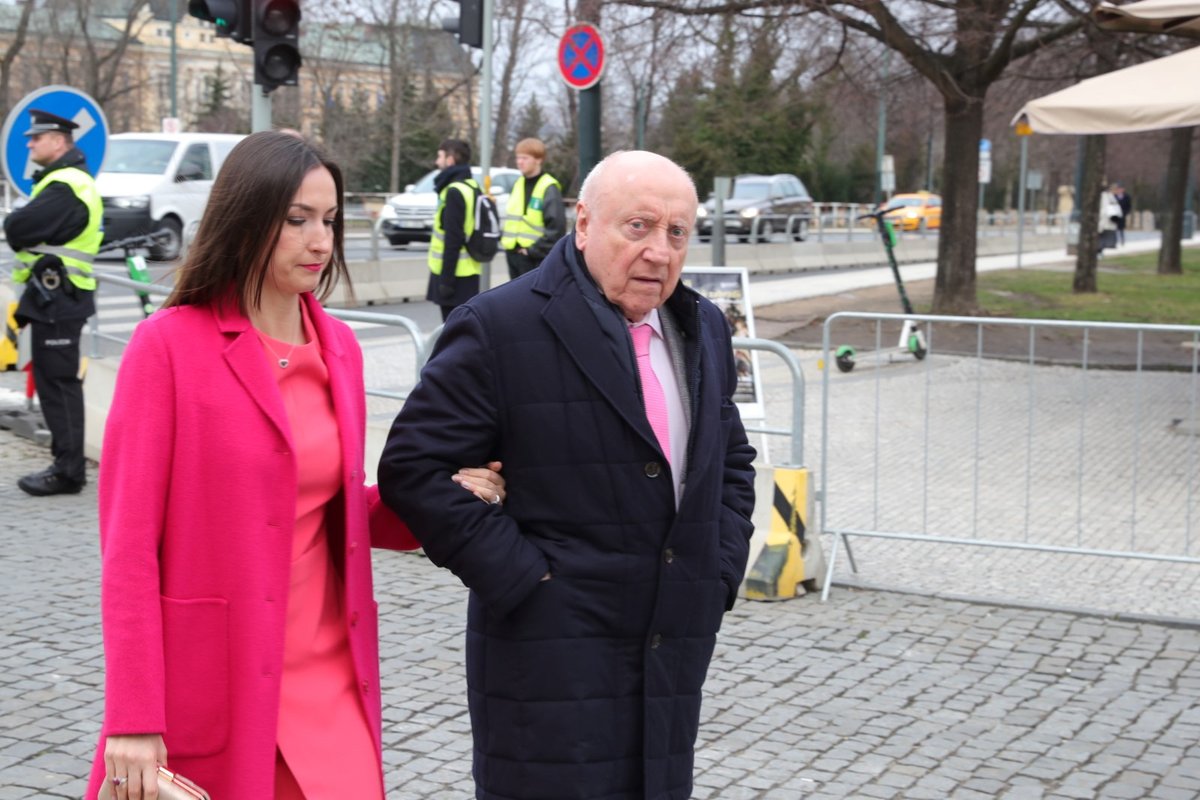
[1,302,19,371]
[744,466,823,600]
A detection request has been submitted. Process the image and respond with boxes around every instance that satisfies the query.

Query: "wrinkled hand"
[452,461,506,505]
[105,734,166,800]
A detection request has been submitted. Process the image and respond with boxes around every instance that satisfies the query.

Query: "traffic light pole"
[252,86,272,133]
[479,0,494,290]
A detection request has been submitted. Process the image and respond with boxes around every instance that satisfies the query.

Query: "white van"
[97,132,245,261]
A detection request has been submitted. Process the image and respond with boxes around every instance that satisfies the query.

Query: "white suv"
[379,167,520,247]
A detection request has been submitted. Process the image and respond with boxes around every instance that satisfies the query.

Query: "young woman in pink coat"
[87,132,506,800]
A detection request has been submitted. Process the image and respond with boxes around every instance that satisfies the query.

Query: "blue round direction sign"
[2,85,108,197]
[559,24,605,91]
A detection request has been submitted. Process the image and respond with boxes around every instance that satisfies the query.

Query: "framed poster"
[681,266,764,419]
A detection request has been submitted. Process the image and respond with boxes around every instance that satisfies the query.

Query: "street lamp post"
[169,0,178,119]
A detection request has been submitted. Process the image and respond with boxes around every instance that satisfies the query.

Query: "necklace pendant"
[278,358,290,368]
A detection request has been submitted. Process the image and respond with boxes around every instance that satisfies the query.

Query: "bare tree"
[492,0,533,166]
[0,0,36,120]
[35,0,154,107]
[617,0,1090,314]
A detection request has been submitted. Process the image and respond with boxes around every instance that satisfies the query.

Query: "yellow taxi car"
[881,191,942,231]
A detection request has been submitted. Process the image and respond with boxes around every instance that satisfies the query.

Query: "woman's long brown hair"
[163,131,351,311]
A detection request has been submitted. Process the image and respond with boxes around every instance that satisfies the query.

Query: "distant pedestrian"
[500,137,566,280]
[86,131,506,800]
[1099,186,1122,254]
[1113,183,1132,246]
[427,138,484,321]
[5,109,102,497]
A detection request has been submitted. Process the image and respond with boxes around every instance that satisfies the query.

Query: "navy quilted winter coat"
[379,236,756,799]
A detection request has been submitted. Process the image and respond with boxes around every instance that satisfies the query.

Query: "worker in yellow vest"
[500,138,565,281]
[5,108,103,496]
[426,138,483,322]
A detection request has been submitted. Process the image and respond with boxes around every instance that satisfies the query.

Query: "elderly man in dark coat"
[378,150,756,800]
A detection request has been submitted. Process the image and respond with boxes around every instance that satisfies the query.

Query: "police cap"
[24,109,79,137]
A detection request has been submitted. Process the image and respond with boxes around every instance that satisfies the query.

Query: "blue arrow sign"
[1,85,109,197]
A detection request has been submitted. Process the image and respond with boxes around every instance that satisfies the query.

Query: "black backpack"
[455,180,501,262]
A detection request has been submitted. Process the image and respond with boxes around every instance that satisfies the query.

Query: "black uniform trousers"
[30,314,88,483]
[505,248,542,281]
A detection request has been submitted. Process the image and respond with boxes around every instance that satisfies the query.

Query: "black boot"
[17,467,85,497]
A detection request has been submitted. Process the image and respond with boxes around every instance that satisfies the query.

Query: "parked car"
[696,173,814,243]
[881,191,942,231]
[378,167,521,247]
[97,132,245,261]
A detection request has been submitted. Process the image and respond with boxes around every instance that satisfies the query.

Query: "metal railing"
[818,311,1200,602]
[87,271,433,395]
[733,337,805,466]
[82,275,808,462]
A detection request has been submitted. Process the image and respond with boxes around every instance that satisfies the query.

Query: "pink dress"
[261,307,385,800]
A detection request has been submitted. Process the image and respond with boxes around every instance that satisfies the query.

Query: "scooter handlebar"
[856,206,904,221]
[97,230,171,254]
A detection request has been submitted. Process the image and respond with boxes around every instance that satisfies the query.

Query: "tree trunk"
[0,0,35,120]
[932,97,984,315]
[1073,135,1106,293]
[1158,126,1193,276]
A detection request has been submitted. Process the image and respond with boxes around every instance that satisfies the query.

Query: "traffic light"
[187,0,250,44]
[253,0,302,92]
[443,0,483,49]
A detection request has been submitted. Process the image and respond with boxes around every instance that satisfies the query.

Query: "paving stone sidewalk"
[2,426,1199,799]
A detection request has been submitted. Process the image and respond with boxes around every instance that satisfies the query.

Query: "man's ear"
[574,201,589,249]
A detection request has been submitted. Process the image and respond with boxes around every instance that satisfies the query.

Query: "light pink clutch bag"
[97,766,210,800]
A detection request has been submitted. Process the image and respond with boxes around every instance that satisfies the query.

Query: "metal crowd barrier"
[88,271,433,397]
[818,311,1200,602]
[733,336,805,467]
[84,274,808,459]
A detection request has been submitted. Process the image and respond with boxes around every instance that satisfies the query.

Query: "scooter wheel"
[835,345,856,373]
[908,333,927,360]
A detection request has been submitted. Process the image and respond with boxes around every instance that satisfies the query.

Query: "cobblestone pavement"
[3,411,1200,799]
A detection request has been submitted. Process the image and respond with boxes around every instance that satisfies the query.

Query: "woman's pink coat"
[85,294,416,799]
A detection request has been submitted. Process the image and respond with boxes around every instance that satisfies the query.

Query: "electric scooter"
[834,207,928,373]
[97,231,171,318]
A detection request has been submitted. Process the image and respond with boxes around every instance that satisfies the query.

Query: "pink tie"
[631,324,671,465]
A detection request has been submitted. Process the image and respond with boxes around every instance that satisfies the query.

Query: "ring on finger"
[490,492,501,505]
[112,776,128,786]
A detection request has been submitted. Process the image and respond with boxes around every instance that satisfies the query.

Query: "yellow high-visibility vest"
[12,167,102,291]
[428,179,483,277]
[500,173,560,250]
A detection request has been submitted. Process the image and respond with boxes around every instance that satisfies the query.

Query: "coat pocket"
[160,596,230,757]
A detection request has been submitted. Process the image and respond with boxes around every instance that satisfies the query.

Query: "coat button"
[650,634,662,649]
[361,680,370,693]
[350,611,360,627]
[663,548,674,564]
[350,469,358,479]
[349,541,358,554]
[644,462,661,478]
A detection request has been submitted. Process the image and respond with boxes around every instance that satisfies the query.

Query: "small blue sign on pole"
[1,85,109,197]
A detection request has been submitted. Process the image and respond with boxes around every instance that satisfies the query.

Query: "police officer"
[5,109,103,496]
[500,138,565,281]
